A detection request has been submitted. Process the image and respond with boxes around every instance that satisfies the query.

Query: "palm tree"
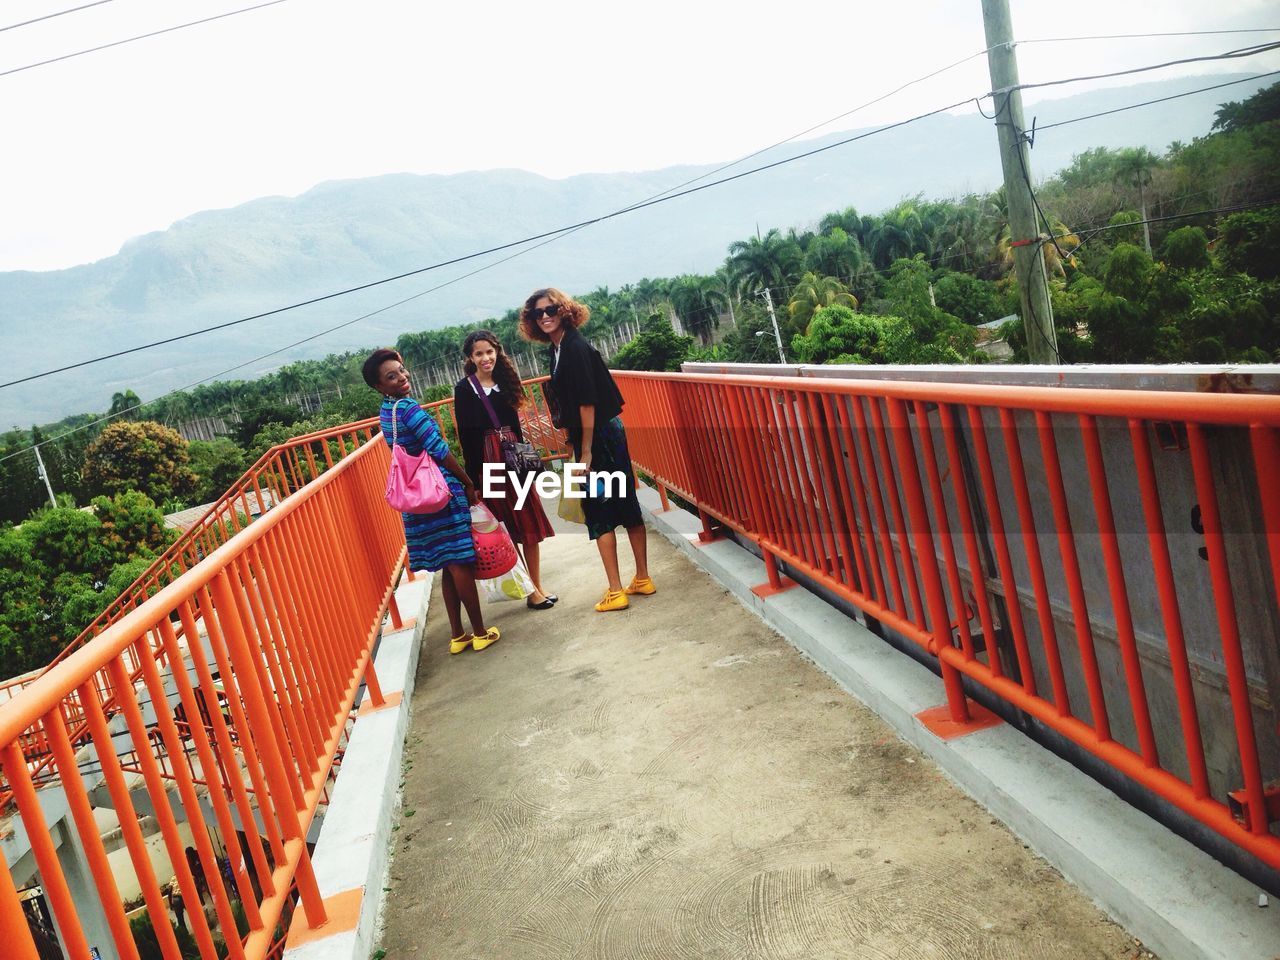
[632,277,669,317]
[712,267,740,328]
[108,390,142,421]
[787,273,858,336]
[726,228,803,298]
[803,227,865,287]
[995,213,1081,278]
[819,207,876,250]
[669,275,729,345]
[931,197,989,274]
[868,200,927,268]
[1114,147,1160,255]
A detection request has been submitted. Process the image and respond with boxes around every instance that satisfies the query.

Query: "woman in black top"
[454,330,557,609]
[519,287,654,613]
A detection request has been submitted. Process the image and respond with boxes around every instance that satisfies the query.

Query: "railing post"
[0,825,39,960]
[885,398,971,724]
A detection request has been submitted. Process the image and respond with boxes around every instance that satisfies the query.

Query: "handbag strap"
[468,375,504,431]
[390,398,411,446]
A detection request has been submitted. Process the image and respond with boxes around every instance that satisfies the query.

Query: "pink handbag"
[384,400,451,514]
[471,503,519,579]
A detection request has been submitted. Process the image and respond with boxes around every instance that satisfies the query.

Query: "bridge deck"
[379,507,1150,959]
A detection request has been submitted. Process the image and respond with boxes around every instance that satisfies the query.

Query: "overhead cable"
[0,93,982,391]
[0,1,114,33]
[0,0,289,78]
[1035,69,1280,131]
[1021,28,1280,44]
[1011,40,1280,93]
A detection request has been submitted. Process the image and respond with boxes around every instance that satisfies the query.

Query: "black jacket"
[453,377,525,487]
[548,326,624,443]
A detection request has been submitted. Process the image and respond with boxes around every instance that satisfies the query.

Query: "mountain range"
[1,73,1270,427]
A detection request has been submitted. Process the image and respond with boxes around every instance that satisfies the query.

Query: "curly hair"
[362,348,402,390]
[518,287,590,343]
[461,330,524,408]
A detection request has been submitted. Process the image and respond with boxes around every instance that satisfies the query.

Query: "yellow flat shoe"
[595,589,630,612]
[624,576,656,596]
[449,633,472,655]
[472,626,501,651]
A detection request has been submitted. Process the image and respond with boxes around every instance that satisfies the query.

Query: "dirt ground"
[378,509,1155,960]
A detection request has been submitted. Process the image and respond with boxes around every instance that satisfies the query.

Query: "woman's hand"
[464,482,479,505]
[581,450,593,475]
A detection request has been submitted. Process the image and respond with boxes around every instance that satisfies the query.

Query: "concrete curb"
[636,487,1280,960]
[283,570,433,960]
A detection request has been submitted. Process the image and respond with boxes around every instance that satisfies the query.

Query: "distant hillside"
[1,73,1269,426]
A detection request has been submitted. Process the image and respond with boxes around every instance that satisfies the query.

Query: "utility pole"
[760,288,787,364]
[981,0,1058,363]
[32,443,57,509]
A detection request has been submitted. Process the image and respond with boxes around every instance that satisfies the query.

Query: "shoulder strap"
[390,398,408,445]
[468,375,503,430]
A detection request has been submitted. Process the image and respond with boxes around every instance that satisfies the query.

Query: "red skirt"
[481,429,554,545]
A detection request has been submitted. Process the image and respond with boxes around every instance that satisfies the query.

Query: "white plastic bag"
[480,555,534,602]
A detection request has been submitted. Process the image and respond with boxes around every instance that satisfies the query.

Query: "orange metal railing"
[0,425,404,960]
[0,378,568,812]
[615,370,1280,871]
[0,378,566,957]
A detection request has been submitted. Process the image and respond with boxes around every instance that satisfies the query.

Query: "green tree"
[1212,81,1280,133]
[668,275,728,345]
[868,200,927,268]
[1085,243,1168,361]
[726,229,803,297]
[803,227,865,287]
[932,271,1002,325]
[1217,207,1280,281]
[108,390,143,421]
[0,492,173,676]
[786,273,858,337]
[82,421,199,504]
[188,438,248,503]
[611,314,695,372]
[1114,148,1160,255]
[1160,226,1212,272]
[791,305,898,364]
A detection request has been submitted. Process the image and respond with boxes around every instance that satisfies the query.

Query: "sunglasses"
[530,304,562,321]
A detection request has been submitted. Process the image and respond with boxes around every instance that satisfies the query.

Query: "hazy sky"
[2,0,1277,272]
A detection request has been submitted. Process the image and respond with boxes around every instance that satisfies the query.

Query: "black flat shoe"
[545,594,559,604]
[527,596,555,610]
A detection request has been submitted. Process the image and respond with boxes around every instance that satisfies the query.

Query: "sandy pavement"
[378,508,1153,959]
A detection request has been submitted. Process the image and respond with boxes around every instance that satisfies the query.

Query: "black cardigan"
[453,377,525,487]
[548,326,624,444]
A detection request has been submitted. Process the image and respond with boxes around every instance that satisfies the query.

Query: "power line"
[9,195,1277,466]
[1,93,984,392]
[7,48,1279,448]
[1021,28,1280,44]
[0,1,114,33]
[1011,40,1280,94]
[1035,69,1280,132]
[1057,197,1279,252]
[0,0,289,78]
[14,46,1277,391]
[623,45,997,210]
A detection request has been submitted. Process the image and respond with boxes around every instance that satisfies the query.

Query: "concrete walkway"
[378,504,1151,959]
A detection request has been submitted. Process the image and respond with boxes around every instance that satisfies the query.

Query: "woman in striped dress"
[364,349,499,654]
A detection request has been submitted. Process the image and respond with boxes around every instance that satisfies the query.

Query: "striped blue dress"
[380,397,475,572]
